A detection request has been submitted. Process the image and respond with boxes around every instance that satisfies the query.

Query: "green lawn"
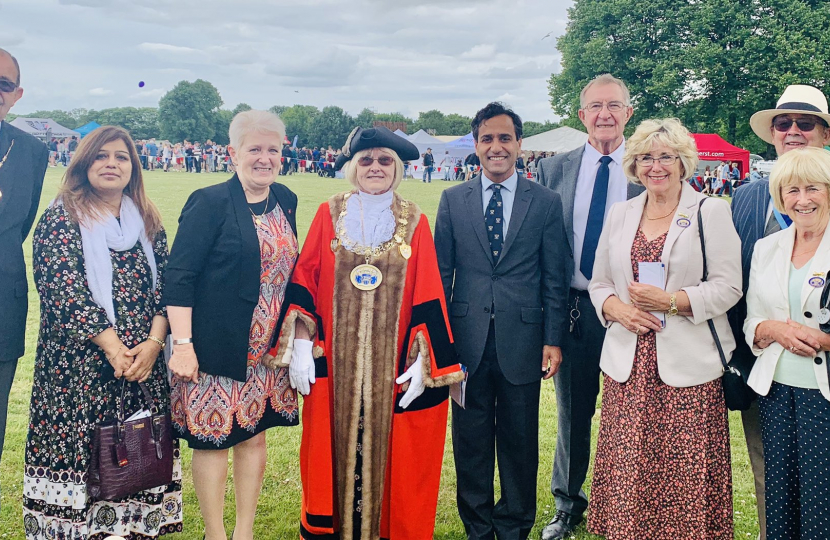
[0,169,755,539]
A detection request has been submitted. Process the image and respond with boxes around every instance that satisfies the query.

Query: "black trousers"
[453,321,540,540]
[0,360,18,503]
[550,288,604,516]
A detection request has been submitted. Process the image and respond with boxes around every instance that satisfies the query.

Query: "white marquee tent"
[9,117,80,140]
[521,126,588,154]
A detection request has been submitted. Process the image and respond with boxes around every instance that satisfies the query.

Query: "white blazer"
[744,225,830,401]
[589,182,743,387]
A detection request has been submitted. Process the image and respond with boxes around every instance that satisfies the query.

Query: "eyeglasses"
[772,116,826,132]
[583,101,626,113]
[0,79,18,93]
[635,155,679,166]
[357,155,394,166]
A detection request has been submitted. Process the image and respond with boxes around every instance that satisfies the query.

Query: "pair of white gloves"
[289,339,425,408]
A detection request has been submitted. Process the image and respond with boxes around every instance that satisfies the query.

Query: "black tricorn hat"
[334,126,420,171]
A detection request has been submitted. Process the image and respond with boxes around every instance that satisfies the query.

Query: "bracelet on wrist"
[147,335,165,349]
[106,343,124,362]
[173,338,193,346]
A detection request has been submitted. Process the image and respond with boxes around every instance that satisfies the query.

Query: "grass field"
[0,168,757,539]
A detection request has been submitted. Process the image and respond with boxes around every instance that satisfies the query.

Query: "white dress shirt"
[571,141,628,290]
[480,171,518,240]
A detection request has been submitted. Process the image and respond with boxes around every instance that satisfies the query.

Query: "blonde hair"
[59,126,162,238]
[769,147,830,213]
[580,73,631,108]
[344,148,404,192]
[623,118,699,184]
[229,109,286,149]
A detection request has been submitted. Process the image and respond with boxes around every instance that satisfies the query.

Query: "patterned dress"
[171,200,299,449]
[587,229,733,540]
[24,205,183,540]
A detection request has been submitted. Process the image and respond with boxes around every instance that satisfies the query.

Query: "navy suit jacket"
[434,175,570,385]
[0,121,48,362]
[728,179,770,364]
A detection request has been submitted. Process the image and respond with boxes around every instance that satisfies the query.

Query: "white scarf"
[343,190,395,249]
[55,196,158,326]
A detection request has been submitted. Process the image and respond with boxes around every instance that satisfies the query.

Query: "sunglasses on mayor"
[356,155,395,166]
[772,115,829,132]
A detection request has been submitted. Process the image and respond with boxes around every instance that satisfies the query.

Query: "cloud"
[138,42,208,63]
[461,44,497,60]
[88,87,112,96]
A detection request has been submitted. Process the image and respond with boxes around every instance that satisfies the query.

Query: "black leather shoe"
[540,510,583,540]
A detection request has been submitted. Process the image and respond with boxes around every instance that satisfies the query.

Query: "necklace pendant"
[399,243,412,259]
[255,218,262,225]
[351,263,383,291]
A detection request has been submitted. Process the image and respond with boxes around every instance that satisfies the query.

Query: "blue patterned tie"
[580,156,613,280]
[485,184,504,264]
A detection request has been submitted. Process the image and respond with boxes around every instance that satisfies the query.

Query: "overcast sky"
[1,0,573,125]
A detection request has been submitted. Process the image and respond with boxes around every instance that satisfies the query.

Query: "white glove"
[395,353,425,409]
[289,339,316,395]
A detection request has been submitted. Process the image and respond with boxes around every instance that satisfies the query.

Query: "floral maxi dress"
[587,229,733,540]
[24,205,182,540]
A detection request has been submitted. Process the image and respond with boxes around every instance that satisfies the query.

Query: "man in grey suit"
[536,74,642,540]
[434,102,569,540]
[729,84,830,540]
[0,48,48,494]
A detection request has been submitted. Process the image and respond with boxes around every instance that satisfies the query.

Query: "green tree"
[280,105,320,147]
[355,108,375,129]
[158,79,223,143]
[522,120,562,138]
[444,113,473,135]
[309,106,354,149]
[91,107,160,139]
[212,110,233,145]
[413,110,447,134]
[549,0,830,156]
[232,103,252,116]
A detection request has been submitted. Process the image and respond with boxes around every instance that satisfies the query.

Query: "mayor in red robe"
[267,126,464,540]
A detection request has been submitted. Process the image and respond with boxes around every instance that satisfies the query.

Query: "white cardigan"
[589,182,743,387]
[744,225,830,401]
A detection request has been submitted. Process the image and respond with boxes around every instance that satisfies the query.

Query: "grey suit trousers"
[551,288,604,516]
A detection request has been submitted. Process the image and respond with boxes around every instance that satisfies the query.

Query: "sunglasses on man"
[0,79,18,93]
[772,116,828,133]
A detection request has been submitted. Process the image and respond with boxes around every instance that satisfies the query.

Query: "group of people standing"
[2,43,830,540]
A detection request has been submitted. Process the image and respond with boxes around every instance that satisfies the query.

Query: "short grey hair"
[623,118,699,184]
[0,48,20,86]
[344,147,404,192]
[579,74,631,108]
[229,109,286,149]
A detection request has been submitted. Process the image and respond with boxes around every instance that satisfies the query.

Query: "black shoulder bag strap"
[697,199,735,375]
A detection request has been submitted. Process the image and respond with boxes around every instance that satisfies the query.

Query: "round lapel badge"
[676,217,691,228]
[809,276,825,289]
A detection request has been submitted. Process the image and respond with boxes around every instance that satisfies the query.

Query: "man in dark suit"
[729,84,830,540]
[0,48,48,482]
[536,74,642,540]
[434,102,569,540]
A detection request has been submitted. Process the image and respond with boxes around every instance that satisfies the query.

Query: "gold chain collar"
[333,191,410,263]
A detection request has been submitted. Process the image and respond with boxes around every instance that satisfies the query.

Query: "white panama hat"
[749,84,830,144]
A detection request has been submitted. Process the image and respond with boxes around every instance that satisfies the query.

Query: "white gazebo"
[521,126,588,154]
[9,117,80,140]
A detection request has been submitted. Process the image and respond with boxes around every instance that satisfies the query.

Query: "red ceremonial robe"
[270,192,464,540]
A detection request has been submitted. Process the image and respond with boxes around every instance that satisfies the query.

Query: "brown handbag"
[88,380,174,501]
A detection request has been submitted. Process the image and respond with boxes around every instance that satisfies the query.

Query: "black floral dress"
[23,205,183,540]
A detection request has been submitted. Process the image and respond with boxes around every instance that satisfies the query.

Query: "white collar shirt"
[481,171,518,240]
[571,141,628,290]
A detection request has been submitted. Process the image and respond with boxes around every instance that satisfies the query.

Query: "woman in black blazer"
[163,110,299,540]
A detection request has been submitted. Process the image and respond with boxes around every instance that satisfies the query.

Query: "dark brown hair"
[58,126,162,237]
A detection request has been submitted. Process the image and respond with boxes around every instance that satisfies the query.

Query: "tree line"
[9,79,559,148]
[550,0,830,158]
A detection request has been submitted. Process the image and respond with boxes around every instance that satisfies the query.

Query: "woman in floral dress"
[24,126,182,539]
[587,118,742,539]
[164,110,299,540]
